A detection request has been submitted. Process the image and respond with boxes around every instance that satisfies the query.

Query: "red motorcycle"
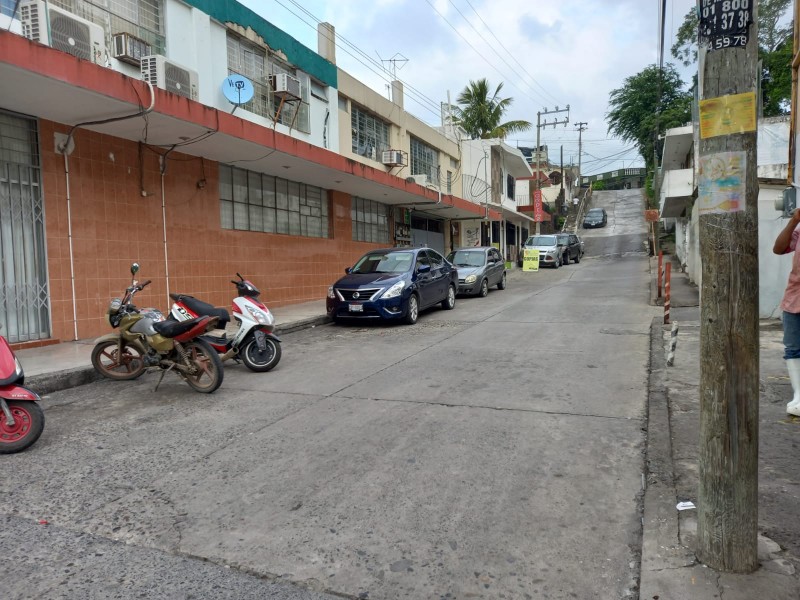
[0,329,45,453]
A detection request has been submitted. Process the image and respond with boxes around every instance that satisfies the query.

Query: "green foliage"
[670,0,792,116]
[592,181,606,191]
[606,64,692,168]
[450,79,532,140]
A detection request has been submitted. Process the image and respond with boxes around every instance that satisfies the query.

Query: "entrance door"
[0,113,50,343]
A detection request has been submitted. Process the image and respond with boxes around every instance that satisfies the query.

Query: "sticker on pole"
[522,249,540,272]
[699,91,756,139]
[699,0,753,52]
[698,151,746,215]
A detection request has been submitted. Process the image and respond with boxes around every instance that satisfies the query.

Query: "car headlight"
[465,274,477,284]
[327,285,336,299]
[381,280,405,299]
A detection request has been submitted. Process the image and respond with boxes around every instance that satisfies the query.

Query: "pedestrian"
[773,207,800,416]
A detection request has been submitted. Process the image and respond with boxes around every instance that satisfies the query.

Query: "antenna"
[221,74,254,114]
[377,52,409,80]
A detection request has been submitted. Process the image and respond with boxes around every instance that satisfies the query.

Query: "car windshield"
[525,235,557,246]
[588,209,604,216]
[446,250,486,267]
[557,235,569,244]
[351,252,414,275]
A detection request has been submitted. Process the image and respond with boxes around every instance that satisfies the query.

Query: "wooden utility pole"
[696,0,760,573]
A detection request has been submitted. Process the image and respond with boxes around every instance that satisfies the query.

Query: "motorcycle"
[91,263,224,393]
[168,273,282,373]
[0,327,45,453]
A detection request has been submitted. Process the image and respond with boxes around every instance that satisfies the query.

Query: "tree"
[451,79,531,140]
[670,0,792,116]
[605,64,692,168]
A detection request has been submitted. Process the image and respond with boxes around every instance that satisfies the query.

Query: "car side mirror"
[131,262,140,275]
[418,264,431,274]
[345,267,352,274]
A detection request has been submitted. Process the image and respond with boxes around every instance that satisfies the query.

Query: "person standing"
[773,207,800,416]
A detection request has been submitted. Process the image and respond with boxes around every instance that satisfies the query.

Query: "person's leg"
[783,311,800,414]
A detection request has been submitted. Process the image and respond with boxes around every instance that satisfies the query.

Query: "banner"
[522,248,540,272]
[533,190,546,222]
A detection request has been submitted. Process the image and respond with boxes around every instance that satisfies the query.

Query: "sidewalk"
[16,299,329,395]
[641,254,800,598]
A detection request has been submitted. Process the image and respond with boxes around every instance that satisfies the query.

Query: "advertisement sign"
[522,248,540,272]
[645,209,660,222]
[699,92,756,139]
[533,190,546,222]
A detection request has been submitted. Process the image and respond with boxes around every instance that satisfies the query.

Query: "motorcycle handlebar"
[139,280,152,289]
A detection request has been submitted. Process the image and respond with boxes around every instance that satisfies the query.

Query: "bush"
[592,181,606,191]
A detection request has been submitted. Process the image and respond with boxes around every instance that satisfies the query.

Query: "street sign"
[522,249,540,272]
[645,209,660,222]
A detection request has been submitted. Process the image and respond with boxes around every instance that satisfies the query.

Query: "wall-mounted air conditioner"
[141,55,198,101]
[20,0,106,63]
[408,174,430,186]
[112,32,150,66]
[382,150,406,167]
[269,73,301,99]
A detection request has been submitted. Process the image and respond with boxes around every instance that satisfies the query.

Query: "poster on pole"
[533,190,547,222]
[699,92,757,139]
[522,248,540,272]
[698,151,746,215]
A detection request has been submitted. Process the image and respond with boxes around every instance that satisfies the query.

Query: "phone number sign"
[699,0,753,51]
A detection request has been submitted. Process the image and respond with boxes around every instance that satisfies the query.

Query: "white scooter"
[168,274,281,372]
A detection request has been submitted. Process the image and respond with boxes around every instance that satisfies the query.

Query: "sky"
[240,0,697,175]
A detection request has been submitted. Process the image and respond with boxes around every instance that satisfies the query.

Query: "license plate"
[349,303,363,312]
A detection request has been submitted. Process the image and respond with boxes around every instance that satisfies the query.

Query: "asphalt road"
[2,188,661,600]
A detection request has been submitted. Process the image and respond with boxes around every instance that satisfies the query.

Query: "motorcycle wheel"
[91,340,146,380]
[182,338,224,393]
[0,401,45,454]
[241,336,282,373]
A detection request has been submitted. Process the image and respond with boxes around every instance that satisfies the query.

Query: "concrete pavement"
[640,253,800,599]
[10,257,800,598]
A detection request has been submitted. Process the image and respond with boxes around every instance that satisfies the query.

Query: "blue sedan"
[326,247,458,325]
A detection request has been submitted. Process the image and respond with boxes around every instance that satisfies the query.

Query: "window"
[226,33,310,133]
[351,105,389,160]
[352,197,389,243]
[410,137,439,182]
[219,165,328,238]
[446,170,452,194]
[506,174,515,199]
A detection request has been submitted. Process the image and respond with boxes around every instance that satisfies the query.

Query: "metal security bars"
[351,197,389,243]
[410,137,439,182]
[351,105,390,160]
[0,113,50,343]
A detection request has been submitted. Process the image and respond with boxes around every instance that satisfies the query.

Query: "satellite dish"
[221,74,254,106]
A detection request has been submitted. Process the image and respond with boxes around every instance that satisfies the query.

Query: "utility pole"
[696,0,759,573]
[535,105,569,233]
[575,122,587,192]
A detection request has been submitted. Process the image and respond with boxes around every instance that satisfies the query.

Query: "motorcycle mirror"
[131,263,140,275]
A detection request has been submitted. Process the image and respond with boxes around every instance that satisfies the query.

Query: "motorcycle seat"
[170,294,230,327]
[153,316,208,339]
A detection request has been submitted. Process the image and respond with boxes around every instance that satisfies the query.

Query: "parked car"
[521,234,565,268]
[446,247,507,297]
[327,247,457,325]
[556,233,583,264]
[583,207,607,228]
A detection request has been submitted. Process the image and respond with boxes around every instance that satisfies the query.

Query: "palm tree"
[451,79,531,140]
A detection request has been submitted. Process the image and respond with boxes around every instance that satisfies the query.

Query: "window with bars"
[49,0,165,53]
[351,197,389,243]
[410,137,439,182]
[226,33,310,133]
[351,105,389,161]
[219,165,329,238]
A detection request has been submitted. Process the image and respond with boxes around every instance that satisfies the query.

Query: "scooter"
[168,274,281,372]
[0,327,45,453]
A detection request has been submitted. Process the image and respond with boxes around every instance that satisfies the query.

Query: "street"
[2,189,661,599]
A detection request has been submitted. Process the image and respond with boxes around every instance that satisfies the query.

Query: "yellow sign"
[522,248,540,272]
[699,91,757,139]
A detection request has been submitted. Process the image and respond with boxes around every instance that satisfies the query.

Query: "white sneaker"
[789,402,800,417]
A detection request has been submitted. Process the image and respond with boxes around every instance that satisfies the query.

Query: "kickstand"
[153,364,175,392]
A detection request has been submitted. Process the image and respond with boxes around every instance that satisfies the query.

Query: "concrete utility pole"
[574,122,587,190]
[535,106,569,233]
[696,0,760,573]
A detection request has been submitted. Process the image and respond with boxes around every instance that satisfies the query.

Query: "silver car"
[521,234,564,268]
[446,247,507,297]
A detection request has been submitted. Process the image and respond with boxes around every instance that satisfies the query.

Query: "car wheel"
[563,252,570,266]
[442,285,456,310]
[478,279,489,298]
[404,294,419,325]
[497,272,507,290]
[554,256,560,269]
[574,252,580,264]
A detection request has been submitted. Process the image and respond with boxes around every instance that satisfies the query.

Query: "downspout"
[57,82,155,340]
[158,150,174,306]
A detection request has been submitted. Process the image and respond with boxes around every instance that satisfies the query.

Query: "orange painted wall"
[40,121,387,341]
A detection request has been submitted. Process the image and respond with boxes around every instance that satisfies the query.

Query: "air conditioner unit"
[382,150,406,167]
[408,174,430,186]
[141,55,198,101]
[270,73,301,99]
[112,32,151,66]
[20,0,106,63]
